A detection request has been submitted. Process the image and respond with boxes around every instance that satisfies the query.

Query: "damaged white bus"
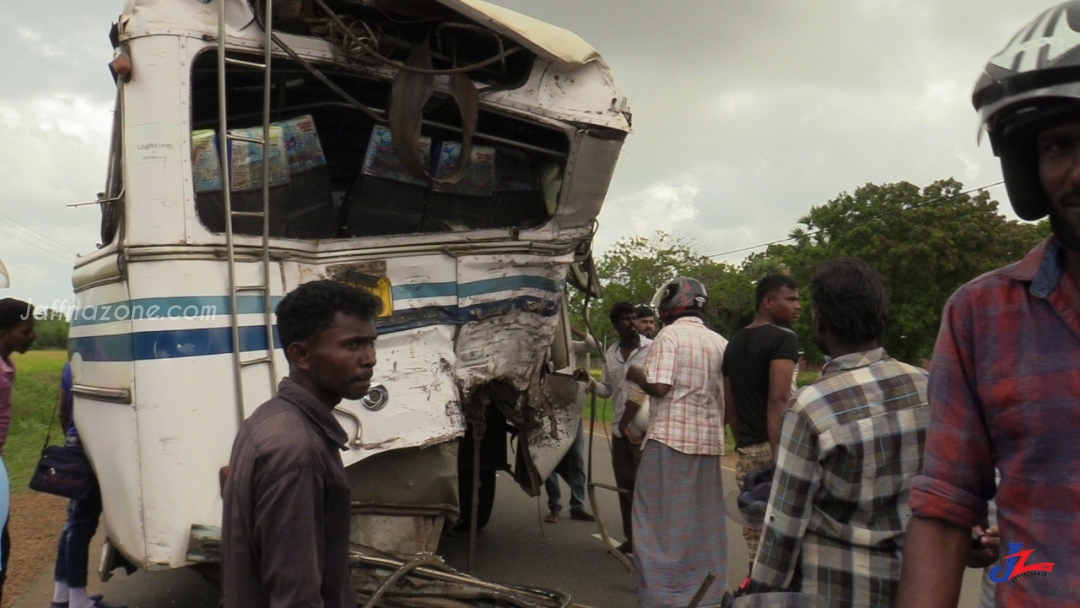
[67,0,629,576]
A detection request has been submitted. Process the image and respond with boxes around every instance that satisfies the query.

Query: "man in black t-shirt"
[721,274,801,570]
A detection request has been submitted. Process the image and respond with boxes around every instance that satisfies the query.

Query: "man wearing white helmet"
[897,3,1080,607]
[626,277,728,608]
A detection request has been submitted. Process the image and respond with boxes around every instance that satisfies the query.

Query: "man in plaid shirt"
[746,258,929,607]
[898,4,1080,606]
[627,277,729,608]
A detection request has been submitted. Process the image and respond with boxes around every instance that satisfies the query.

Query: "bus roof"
[122,0,604,68]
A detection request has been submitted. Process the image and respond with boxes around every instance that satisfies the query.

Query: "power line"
[707,181,1006,259]
[0,212,79,256]
[0,225,76,264]
[0,259,72,287]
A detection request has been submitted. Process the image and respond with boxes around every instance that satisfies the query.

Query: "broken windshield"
[188,50,569,240]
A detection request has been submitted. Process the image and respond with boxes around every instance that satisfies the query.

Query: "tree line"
[572,178,1049,365]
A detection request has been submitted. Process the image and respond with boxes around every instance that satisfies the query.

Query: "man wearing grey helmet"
[626,277,728,608]
[897,3,1080,607]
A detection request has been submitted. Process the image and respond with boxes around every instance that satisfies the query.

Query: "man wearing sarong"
[627,277,728,608]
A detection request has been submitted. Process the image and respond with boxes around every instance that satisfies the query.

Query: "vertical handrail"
[218,0,246,429]
[218,0,281,429]
[259,0,279,395]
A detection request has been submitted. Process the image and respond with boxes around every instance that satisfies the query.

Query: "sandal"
[544,507,561,523]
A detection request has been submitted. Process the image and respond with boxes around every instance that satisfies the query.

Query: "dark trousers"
[544,420,586,512]
[611,434,642,542]
[54,485,103,588]
[0,520,9,590]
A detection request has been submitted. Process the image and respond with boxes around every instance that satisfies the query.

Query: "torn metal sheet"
[513,374,580,495]
[454,253,572,395]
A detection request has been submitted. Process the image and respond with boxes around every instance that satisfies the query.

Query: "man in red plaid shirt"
[897,3,1080,607]
[627,277,729,608]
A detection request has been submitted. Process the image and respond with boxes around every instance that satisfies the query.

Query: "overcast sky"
[0,0,1058,307]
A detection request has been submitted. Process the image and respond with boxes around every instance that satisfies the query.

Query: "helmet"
[973,1,1080,221]
[651,277,707,322]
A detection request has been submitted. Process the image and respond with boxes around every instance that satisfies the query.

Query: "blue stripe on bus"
[69,276,562,328]
[459,276,562,298]
[390,282,457,300]
[69,295,561,362]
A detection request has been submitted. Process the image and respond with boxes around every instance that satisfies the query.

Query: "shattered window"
[188,51,568,240]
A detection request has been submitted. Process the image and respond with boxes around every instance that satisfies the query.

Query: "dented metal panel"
[454,253,571,395]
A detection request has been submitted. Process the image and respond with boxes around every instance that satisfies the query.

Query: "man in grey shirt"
[578,302,651,553]
[222,280,380,608]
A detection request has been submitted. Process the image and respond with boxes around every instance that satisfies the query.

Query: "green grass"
[797,370,819,387]
[6,350,68,493]
[581,395,613,424]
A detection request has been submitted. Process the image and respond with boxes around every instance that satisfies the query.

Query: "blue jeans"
[544,420,586,512]
[54,485,102,589]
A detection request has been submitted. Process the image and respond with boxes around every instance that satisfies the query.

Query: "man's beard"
[1049,199,1080,252]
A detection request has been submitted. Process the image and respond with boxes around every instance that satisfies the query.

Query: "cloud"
[17,25,66,58]
[624,182,700,233]
[34,95,113,143]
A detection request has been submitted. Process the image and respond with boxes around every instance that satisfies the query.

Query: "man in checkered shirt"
[626,277,729,608]
[746,258,930,607]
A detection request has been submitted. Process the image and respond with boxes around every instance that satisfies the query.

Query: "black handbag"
[28,402,97,501]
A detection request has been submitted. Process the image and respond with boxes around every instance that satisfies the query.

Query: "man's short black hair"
[609,301,636,326]
[755,274,798,309]
[635,304,654,319]
[276,280,381,351]
[810,258,887,345]
[0,298,31,332]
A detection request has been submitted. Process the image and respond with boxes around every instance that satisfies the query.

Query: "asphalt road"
[14,429,988,607]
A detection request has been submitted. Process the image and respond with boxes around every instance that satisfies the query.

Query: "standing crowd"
[579,4,1080,606]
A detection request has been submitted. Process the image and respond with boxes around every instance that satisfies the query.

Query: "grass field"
[6,350,68,493]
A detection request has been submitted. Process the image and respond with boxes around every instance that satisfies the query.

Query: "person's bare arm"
[895,516,970,608]
[723,376,738,441]
[618,400,643,446]
[626,365,671,399]
[767,359,795,458]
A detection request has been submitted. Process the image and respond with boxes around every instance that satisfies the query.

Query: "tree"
[769,179,1049,364]
[33,318,70,350]
[570,232,714,344]
[697,253,790,339]
[570,231,780,344]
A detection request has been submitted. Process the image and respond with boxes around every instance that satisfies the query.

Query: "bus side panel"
[123,258,282,567]
[69,281,144,567]
[123,35,189,248]
[76,397,144,567]
[132,354,241,567]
